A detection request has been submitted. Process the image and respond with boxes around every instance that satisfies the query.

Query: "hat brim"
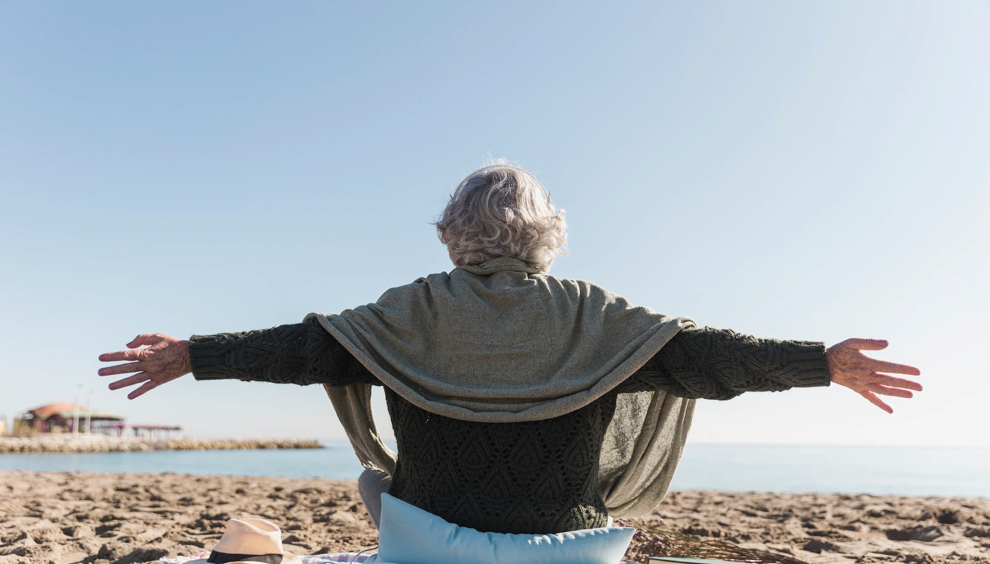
[182,555,302,564]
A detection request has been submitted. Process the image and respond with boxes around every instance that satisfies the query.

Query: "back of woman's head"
[435,162,568,272]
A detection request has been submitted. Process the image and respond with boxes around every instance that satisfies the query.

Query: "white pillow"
[373,493,635,564]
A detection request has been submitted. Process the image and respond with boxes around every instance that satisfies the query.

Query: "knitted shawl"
[306,257,697,517]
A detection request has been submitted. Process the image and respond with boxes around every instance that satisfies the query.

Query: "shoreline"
[1,471,988,564]
[0,435,323,454]
[4,467,990,501]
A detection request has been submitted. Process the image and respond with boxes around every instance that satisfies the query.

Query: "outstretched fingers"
[870,358,921,376]
[109,372,150,391]
[845,338,889,351]
[99,349,146,363]
[99,361,146,377]
[866,383,914,399]
[128,379,161,400]
[859,390,893,414]
[127,334,163,349]
[873,373,923,391]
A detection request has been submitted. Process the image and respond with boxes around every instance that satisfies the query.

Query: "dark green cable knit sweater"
[190,318,829,534]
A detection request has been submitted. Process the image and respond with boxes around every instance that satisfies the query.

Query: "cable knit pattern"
[189,319,829,533]
[617,327,829,397]
[385,386,616,534]
[190,319,375,388]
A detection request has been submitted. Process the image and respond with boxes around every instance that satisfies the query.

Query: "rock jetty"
[0,434,323,454]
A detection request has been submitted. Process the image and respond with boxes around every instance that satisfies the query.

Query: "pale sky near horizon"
[1,2,988,447]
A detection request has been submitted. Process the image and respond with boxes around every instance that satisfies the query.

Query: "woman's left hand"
[826,338,922,414]
[98,333,191,399]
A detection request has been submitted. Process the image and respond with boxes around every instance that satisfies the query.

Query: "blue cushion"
[374,493,635,564]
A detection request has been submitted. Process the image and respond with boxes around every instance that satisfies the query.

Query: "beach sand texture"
[1,471,987,564]
[0,436,322,454]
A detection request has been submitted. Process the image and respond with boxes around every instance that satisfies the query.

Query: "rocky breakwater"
[0,434,323,454]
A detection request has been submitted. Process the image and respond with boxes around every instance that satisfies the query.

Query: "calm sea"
[1,442,987,498]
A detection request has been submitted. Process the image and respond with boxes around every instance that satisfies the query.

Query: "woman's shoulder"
[371,271,453,309]
[536,273,632,305]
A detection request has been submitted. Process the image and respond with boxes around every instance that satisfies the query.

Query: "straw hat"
[186,518,302,564]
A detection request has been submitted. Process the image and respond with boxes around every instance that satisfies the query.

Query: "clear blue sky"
[1,2,987,446]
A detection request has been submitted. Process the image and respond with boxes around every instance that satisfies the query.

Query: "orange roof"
[29,403,80,418]
[27,403,123,421]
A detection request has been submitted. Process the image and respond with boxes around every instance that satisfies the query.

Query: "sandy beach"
[0,436,322,454]
[1,471,987,564]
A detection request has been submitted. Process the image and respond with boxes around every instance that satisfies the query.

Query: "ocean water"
[0,441,987,498]
[668,444,990,497]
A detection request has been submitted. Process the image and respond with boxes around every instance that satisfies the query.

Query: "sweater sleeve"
[617,326,831,399]
[188,317,377,388]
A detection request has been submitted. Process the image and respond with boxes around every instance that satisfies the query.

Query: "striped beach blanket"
[162,552,376,564]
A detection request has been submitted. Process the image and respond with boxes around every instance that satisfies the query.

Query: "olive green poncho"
[306,257,696,518]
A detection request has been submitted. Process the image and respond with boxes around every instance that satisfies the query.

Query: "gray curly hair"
[435,163,568,272]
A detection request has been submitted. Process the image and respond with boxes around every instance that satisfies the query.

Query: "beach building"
[13,403,126,435]
[130,424,182,439]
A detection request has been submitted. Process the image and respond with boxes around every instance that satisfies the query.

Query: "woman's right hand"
[98,334,192,399]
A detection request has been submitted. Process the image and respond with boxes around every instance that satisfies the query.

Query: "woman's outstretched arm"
[97,317,375,399]
[619,328,920,413]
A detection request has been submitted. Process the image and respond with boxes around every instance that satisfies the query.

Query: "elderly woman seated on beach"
[98,163,921,534]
